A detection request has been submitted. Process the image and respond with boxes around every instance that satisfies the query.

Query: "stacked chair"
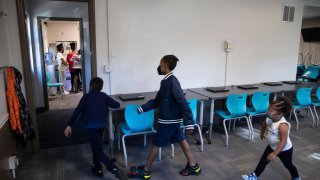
[289,87,316,130]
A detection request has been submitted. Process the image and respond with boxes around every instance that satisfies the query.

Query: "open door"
[39,18,85,111]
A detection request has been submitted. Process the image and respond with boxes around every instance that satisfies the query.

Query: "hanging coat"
[12,67,36,140]
[5,67,22,134]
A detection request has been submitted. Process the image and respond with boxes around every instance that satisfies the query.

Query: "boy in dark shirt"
[130,55,201,179]
[64,77,123,179]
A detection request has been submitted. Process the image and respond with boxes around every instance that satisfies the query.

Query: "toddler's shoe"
[242,173,258,180]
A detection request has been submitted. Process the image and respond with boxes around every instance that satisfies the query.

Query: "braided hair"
[269,96,292,115]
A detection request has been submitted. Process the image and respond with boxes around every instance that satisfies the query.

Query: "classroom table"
[262,81,319,96]
[188,84,282,144]
[108,90,208,157]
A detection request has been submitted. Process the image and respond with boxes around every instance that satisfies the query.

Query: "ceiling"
[303,5,320,19]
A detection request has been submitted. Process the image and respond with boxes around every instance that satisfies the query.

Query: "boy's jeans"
[87,128,113,170]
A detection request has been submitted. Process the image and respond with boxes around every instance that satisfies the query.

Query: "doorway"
[39,18,84,111]
[17,0,97,149]
[299,6,320,66]
[297,6,320,82]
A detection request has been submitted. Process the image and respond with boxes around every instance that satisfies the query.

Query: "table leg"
[208,99,214,144]
[108,110,114,157]
[199,101,204,131]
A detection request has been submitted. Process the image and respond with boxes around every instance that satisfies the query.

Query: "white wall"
[95,0,320,95]
[0,0,25,95]
[0,0,24,178]
[46,21,81,52]
[299,17,320,65]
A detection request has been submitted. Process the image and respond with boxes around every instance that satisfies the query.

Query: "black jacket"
[68,90,120,129]
[138,72,194,130]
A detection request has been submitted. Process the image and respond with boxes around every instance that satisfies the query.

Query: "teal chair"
[290,87,316,130]
[118,104,174,167]
[46,72,63,99]
[247,92,270,140]
[183,98,203,151]
[216,94,251,146]
[312,87,320,127]
[300,66,319,82]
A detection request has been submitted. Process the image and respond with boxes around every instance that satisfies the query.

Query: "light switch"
[104,65,112,73]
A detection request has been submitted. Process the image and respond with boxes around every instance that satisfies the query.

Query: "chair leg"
[233,119,236,131]
[244,117,251,141]
[228,120,231,131]
[144,134,147,147]
[293,109,299,131]
[118,126,121,151]
[158,147,162,161]
[171,144,175,158]
[249,116,254,140]
[308,107,316,128]
[122,135,128,167]
[313,106,319,126]
[195,124,204,152]
[223,119,229,146]
[289,111,292,120]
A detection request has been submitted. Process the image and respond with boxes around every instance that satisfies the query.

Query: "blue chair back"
[316,87,320,100]
[125,104,154,133]
[296,87,313,106]
[226,94,247,117]
[252,92,270,113]
[302,66,319,80]
[187,98,197,124]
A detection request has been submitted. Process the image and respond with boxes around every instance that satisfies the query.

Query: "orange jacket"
[5,67,22,134]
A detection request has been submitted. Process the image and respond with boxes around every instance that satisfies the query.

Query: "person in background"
[56,43,69,95]
[77,49,82,91]
[66,42,79,93]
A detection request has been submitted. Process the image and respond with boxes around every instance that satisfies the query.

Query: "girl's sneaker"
[129,165,151,180]
[242,173,258,180]
[179,162,201,176]
[292,177,301,180]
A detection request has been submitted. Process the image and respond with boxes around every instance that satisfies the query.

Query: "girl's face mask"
[266,106,282,122]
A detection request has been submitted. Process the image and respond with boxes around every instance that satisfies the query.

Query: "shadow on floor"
[37,108,89,149]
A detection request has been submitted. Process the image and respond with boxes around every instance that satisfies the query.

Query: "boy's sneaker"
[242,173,258,180]
[129,165,151,180]
[180,162,201,176]
[107,163,122,179]
[91,167,104,178]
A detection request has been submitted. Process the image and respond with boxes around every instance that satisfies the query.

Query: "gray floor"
[15,110,320,180]
[48,91,82,110]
